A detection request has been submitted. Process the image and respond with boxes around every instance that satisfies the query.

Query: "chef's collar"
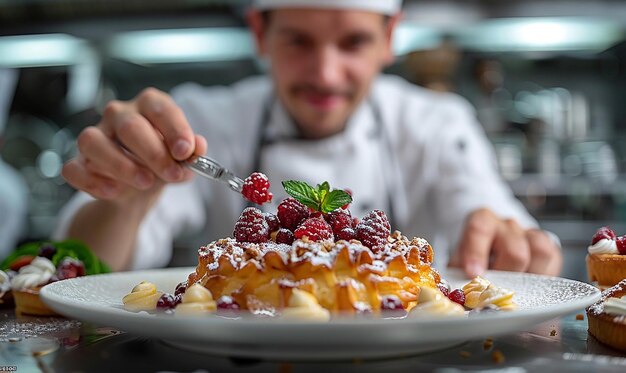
[262,96,378,153]
[254,0,402,15]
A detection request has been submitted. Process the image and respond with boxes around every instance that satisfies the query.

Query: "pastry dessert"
[12,257,59,316]
[124,180,517,319]
[586,227,626,289]
[1,240,110,316]
[586,279,626,352]
[184,180,441,316]
[123,179,514,321]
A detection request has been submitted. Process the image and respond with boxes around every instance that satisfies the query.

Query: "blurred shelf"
[508,173,626,197]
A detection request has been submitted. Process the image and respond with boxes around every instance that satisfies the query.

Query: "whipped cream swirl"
[463,276,516,311]
[10,257,55,290]
[0,270,10,293]
[588,238,618,255]
[604,296,626,316]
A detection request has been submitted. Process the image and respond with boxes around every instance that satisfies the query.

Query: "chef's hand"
[451,208,562,277]
[62,88,207,203]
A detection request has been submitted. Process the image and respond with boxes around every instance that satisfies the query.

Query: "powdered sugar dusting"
[199,231,434,274]
[587,278,626,317]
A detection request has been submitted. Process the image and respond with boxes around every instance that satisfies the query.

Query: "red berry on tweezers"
[242,172,273,205]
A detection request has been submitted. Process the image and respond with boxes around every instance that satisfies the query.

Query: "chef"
[54,0,562,276]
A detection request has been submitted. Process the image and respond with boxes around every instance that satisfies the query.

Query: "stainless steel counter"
[2,309,626,373]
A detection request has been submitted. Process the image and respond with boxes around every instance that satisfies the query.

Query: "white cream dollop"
[281,289,330,321]
[0,270,10,293]
[10,257,56,290]
[588,238,619,255]
[122,281,164,312]
[462,276,517,311]
[409,287,465,318]
[604,295,626,316]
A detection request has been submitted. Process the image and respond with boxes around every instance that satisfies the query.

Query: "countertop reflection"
[2,309,626,373]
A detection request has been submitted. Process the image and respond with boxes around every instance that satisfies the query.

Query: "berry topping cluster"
[232,179,394,252]
[591,226,626,255]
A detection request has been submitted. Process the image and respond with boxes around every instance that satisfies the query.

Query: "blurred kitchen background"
[2,0,626,280]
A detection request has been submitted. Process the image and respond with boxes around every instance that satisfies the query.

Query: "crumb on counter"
[550,329,557,337]
[492,350,505,364]
[483,337,494,350]
[459,350,471,358]
[575,314,584,321]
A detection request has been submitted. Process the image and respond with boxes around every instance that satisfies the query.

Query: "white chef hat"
[254,0,402,15]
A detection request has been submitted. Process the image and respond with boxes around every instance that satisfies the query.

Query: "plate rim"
[40,267,601,327]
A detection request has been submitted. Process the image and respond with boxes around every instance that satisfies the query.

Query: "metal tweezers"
[185,155,244,193]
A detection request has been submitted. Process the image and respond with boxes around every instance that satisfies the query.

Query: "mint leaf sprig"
[282,180,352,214]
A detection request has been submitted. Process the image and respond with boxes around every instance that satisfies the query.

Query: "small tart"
[13,286,58,317]
[586,254,626,289]
[586,279,626,352]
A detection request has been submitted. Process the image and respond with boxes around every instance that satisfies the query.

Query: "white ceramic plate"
[40,267,600,359]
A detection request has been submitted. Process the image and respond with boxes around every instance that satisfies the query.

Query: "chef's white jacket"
[54,75,538,270]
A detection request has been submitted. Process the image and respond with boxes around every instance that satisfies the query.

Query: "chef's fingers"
[108,110,185,183]
[490,219,531,272]
[77,126,155,189]
[62,158,123,200]
[179,134,209,180]
[193,134,208,157]
[458,208,498,278]
[133,88,196,161]
[526,229,562,276]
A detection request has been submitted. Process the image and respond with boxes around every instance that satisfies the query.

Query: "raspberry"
[56,258,86,280]
[233,207,270,243]
[157,293,180,310]
[448,289,465,306]
[325,209,353,235]
[380,295,403,310]
[276,228,295,245]
[437,282,450,297]
[592,226,616,245]
[216,295,240,310]
[335,227,356,241]
[241,172,273,205]
[264,213,280,232]
[355,209,391,251]
[294,217,333,242]
[175,281,188,296]
[380,295,407,317]
[308,208,323,219]
[277,198,310,230]
[342,188,353,209]
[38,244,57,260]
[616,235,626,255]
